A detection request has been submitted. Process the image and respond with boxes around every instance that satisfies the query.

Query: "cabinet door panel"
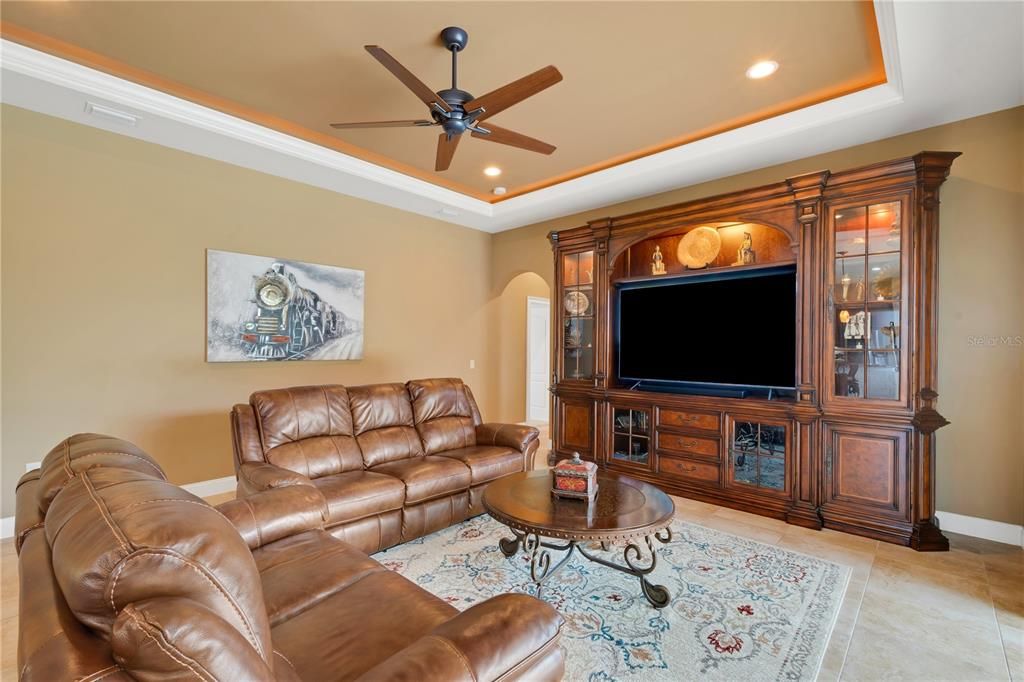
[558,397,594,457]
[824,423,908,519]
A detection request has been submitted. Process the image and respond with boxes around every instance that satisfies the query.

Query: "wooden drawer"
[658,408,720,432]
[659,456,720,485]
[658,432,720,459]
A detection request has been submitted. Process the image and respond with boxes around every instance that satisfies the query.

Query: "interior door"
[526,296,551,422]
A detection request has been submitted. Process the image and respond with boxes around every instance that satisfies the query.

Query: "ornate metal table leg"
[499,528,525,557]
[523,533,576,598]
[577,526,673,608]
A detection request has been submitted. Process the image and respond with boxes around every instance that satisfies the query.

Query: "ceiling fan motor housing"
[440,26,469,52]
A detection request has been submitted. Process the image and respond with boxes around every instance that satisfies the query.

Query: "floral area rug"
[375,515,849,681]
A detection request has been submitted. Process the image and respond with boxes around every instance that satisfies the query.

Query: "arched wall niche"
[609,220,797,280]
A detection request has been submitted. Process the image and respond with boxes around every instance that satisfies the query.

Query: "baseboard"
[935,510,1024,548]
[0,474,237,540]
[181,475,236,499]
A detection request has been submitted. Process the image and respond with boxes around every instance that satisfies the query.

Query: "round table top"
[482,469,675,542]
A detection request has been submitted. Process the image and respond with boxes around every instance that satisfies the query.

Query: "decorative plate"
[564,290,590,316]
[677,226,722,268]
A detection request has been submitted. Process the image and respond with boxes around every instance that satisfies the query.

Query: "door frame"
[525,295,551,423]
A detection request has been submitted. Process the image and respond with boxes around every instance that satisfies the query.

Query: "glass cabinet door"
[611,407,651,467]
[561,250,595,380]
[831,200,904,401]
[728,420,787,492]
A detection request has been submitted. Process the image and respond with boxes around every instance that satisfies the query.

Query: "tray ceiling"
[0,1,885,201]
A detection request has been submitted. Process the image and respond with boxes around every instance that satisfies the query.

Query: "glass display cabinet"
[830,199,906,402]
[728,420,787,493]
[611,407,651,467]
[561,250,595,381]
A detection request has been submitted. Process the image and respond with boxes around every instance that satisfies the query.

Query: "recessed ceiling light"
[483,166,502,177]
[746,60,779,80]
[492,186,508,196]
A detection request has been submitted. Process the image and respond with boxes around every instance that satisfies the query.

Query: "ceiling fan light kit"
[330,26,563,172]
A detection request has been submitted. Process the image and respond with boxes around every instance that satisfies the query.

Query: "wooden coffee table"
[483,469,676,608]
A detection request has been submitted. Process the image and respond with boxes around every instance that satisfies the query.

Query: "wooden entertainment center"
[549,152,960,550]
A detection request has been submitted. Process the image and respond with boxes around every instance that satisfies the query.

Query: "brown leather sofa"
[231,378,540,554]
[14,433,564,681]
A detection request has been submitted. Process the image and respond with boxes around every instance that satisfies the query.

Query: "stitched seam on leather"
[82,471,132,553]
[123,608,210,681]
[78,664,123,681]
[71,452,165,478]
[428,635,477,681]
[492,626,564,681]
[274,649,298,672]
[242,497,262,547]
[109,550,266,661]
[62,437,74,478]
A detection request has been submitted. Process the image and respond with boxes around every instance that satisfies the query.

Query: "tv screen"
[616,266,797,389]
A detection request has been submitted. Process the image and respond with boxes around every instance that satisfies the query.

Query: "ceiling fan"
[330,26,563,172]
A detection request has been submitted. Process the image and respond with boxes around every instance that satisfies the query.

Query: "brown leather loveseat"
[231,378,540,553]
[14,433,564,680]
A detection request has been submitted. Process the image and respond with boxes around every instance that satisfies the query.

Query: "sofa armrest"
[231,404,265,470]
[237,460,315,496]
[355,594,564,682]
[476,423,541,470]
[217,485,327,550]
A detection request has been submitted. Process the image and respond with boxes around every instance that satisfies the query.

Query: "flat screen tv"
[616,265,797,392]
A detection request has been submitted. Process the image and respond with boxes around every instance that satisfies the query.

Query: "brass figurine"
[651,245,666,275]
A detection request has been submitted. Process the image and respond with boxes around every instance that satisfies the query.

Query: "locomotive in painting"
[240,263,348,359]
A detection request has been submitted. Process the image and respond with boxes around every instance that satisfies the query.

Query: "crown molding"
[1,1,1021,233]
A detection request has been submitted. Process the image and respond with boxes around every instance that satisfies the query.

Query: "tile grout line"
[983,560,1015,681]
[834,544,877,681]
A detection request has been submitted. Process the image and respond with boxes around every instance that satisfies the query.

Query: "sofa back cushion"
[407,378,478,454]
[251,385,363,478]
[349,383,425,467]
[43,454,275,670]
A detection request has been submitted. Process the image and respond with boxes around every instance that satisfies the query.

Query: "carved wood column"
[784,171,830,529]
[909,151,961,550]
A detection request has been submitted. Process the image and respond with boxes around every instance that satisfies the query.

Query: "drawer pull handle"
[680,464,696,472]
[678,440,698,448]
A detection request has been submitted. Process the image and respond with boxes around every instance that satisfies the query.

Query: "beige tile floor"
[2,440,1021,681]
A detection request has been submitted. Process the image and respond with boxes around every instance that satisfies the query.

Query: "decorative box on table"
[552,452,598,501]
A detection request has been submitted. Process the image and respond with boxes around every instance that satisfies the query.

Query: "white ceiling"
[2,0,1022,234]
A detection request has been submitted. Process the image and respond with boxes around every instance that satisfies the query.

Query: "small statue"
[651,245,666,275]
[734,232,756,265]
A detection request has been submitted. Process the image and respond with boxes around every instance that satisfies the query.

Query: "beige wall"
[492,106,1024,526]
[0,105,498,516]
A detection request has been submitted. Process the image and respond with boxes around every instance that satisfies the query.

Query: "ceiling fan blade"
[435,133,461,172]
[365,45,451,113]
[464,65,562,121]
[330,119,435,129]
[471,123,556,155]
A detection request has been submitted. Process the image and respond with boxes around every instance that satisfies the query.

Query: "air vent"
[84,101,140,127]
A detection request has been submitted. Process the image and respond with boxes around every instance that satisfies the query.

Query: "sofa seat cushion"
[435,445,523,485]
[270,569,458,681]
[313,471,406,526]
[369,456,471,504]
[253,530,384,627]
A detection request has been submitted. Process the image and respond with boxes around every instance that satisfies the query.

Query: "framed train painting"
[206,249,364,362]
